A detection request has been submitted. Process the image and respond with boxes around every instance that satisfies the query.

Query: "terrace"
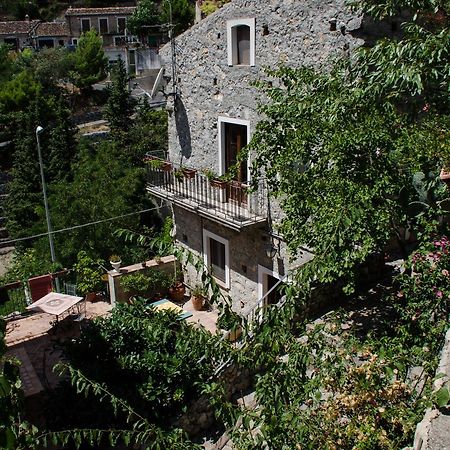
[146,163,267,231]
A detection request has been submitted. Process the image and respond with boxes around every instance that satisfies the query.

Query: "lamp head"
[36,126,44,134]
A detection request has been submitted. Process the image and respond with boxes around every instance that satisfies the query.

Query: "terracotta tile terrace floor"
[4,299,219,397]
[5,301,113,397]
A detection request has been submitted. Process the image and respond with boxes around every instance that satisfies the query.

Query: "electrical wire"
[1,201,164,247]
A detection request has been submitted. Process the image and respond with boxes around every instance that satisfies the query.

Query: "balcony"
[146,165,267,230]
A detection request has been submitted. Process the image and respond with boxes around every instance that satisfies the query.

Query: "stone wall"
[108,255,178,305]
[160,0,377,172]
[173,205,313,312]
[174,362,253,435]
[156,0,395,310]
[413,328,450,450]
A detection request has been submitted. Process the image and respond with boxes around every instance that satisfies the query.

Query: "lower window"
[203,230,230,288]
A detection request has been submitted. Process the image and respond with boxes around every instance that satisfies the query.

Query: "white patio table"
[26,292,84,323]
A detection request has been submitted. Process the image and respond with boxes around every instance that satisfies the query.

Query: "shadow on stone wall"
[175,97,192,161]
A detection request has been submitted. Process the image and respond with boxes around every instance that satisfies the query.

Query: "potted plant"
[217,305,242,342]
[202,168,228,188]
[190,284,206,311]
[174,169,184,182]
[109,254,121,271]
[168,279,186,303]
[182,167,196,179]
[74,251,103,302]
[121,273,151,301]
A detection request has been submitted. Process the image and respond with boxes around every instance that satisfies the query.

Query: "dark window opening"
[3,38,18,50]
[235,25,250,65]
[209,238,226,282]
[81,18,90,33]
[117,18,126,34]
[99,18,108,34]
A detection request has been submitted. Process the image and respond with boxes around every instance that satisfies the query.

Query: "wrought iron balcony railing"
[146,165,267,230]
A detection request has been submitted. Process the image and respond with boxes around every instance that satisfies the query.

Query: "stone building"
[33,21,69,49]
[0,18,40,50]
[146,0,389,315]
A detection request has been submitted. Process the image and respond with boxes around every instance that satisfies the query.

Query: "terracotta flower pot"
[182,168,196,179]
[191,295,204,311]
[440,168,450,189]
[210,179,227,189]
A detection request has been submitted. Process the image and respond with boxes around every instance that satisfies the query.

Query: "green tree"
[5,103,45,240]
[46,99,77,183]
[71,30,108,90]
[0,70,41,111]
[128,101,168,163]
[248,1,449,293]
[47,139,152,266]
[161,0,195,35]
[105,57,135,141]
[128,0,194,37]
[127,0,161,36]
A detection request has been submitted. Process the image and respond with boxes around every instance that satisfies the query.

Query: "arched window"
[227,18,255,66]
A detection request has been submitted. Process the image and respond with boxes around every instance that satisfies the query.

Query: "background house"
[0,18,39,50]
[149,0,390,315]
[65,6,161,75]
[33,21,69,49]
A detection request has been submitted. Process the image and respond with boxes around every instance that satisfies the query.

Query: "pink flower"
[436,290,443,298]
[442,269,449,277]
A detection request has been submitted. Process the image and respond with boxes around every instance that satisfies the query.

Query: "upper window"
[227,18,255,67]
[98,18,109,34]
[81,18,91,33]
[203,230,230,288]
[117,17,127,34]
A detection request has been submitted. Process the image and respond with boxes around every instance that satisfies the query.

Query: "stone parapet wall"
[413,327,450,449]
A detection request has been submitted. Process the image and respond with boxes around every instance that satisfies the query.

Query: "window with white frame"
[203,230,230,288]
[98,17,109,34]
[227,18,255,66]
[117,17,126,34]
[81,18,91,33]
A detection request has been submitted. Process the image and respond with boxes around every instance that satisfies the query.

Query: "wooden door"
[225,123,248,204]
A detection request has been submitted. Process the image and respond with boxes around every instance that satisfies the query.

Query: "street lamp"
[36,126,59,292]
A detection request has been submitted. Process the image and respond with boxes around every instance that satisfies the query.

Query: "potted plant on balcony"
[182,167,196,179]
[174,169,184,182]
[202,168,228,189]
[217,305,242,342]
[190,284,206,311]
[109,254,121,271]
[147,158,173,172]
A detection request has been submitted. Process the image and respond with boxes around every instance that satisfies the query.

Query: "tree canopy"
[248,0,449,293]
[71,30,108,90]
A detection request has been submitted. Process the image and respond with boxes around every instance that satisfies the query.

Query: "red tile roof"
[0,20,39,35]
[35,21,69,37]
[65,7,136,16]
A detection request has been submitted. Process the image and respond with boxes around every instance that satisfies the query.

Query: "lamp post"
[36,126,60,292]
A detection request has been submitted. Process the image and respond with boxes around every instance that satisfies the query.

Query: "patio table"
[26,292,85,323]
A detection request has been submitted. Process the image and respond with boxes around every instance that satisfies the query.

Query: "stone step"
[0,245,14,255]
[0,227,8,239]
[0,237,12,249]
